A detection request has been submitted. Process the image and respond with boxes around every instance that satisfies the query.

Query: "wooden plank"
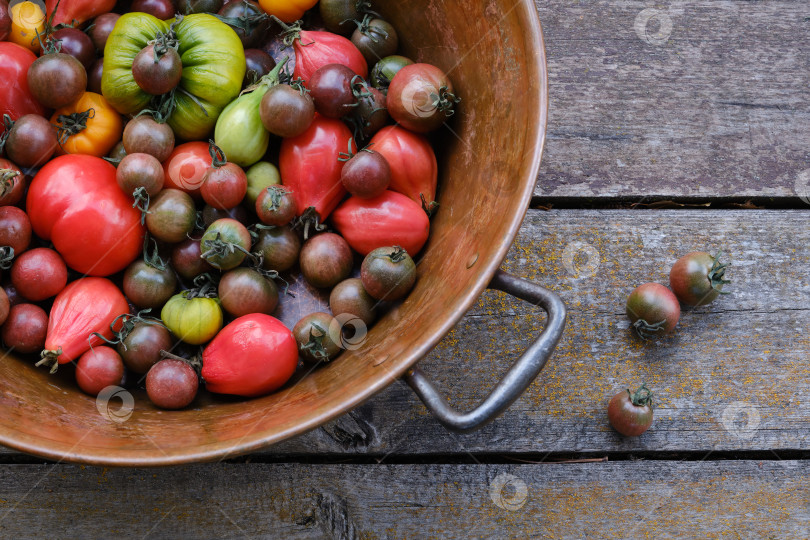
[0,461,806,538]
[533,0,810,200]
[1,210,806,459]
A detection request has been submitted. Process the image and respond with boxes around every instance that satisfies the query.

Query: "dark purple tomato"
[2,282,22,308]
[200,218,252,270]
[0,206,32,256]
[0,286,8,326]
[341,149,390,198]
[10,248,68,302]
[122,115,176,162]
[370,55,413,93]
[300,232,353,289]
[146,189,197,243]
[260,83,315,138]
[178,0,224,14]
[352,18,398,66]
[309,63,358,118]
[27,53,87,109]
[255,185,296,226]
[123,260,177,309]
[171,237,214,281]
[217,0,269,49]
[329,277,376,326]
[360,246,415,301]
[244,48,275,86]
[0,159,25,207]
[626,283,681,339]
[1,303,48,354]
[670,252,730,306]
[76,346,125,396]
[146,358,199,409]
[117,153,165,197]
[201,203,249,228]
[388,63,459,133]
[293,312,342,365]
[319,0,360,35]
[131,0,177,19]
[87,57,104,94]
[4,114,58,168]
[353,83,387,138]
[201,163,248,210]
[0,0,9,42]
[50,28,96,72]
[607,384,654,437]
[219,267,279,317]
[132,44,183,96]
[254,225,300,273]
[118,322,173,375]
[90,13,120,52]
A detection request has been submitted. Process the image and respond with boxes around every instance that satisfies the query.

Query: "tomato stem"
[420,193,439,217]
[148,15,182,62]
[56,108,95,146]
[387,246,408,263]
[632,318,667,340]
[293,207,326,240]
[629,383,653,409]
[208,139,228,168]
[186,273,220,299]
[0,246,15,270]
[0,115,15,155]
[353,14,388,43]
[36,348,63,374]
[433,86,461,117]
[214,7,268,39]
[143,235,168,271]
[301,322,332,361]
[708,251,732,294]
[132,187,151,226]
[159,349,203,376]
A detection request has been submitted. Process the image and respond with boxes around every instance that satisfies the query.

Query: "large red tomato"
[291,30,367,84]
[331,190,431,255]
[280,115,354,222]
[38,277,129,372]
[26,155,144,276]
[202,313,298,397]
[369,126,438,208]
[0,42,46,136]
[46,0,116,27]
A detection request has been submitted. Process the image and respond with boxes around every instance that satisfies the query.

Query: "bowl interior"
[0,0,548,465]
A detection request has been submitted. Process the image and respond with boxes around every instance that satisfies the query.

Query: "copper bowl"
[0,0,560,465]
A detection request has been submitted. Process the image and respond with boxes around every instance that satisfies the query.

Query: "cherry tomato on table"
[625,283,680,339]
[607,383,654,437]
[669,251,730,306]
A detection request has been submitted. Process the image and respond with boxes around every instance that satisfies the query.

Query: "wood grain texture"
[0,461,806,538]
[533,0,810,200]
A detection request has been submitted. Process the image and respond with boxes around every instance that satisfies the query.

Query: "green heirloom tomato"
[161,291,223,345]
[102,13,246,141]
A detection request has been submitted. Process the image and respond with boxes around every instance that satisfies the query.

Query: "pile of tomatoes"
[0,0,458,409]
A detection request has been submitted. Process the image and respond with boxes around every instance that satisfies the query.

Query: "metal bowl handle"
[404,269,567,433]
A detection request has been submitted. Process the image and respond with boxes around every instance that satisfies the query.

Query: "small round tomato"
[329,278,376,327]
[161,291,224,345]
[258,0,318,23]
[162,141,210,198]
[0,159,26,207]
[146,357,199,410]
[76,346,125,397]
[319,0,362,35]
[123,259,178,310]
[244,48,275,86]
[218,0,269,49]
[360,246,416,301]
[10,247,68,302]
[260,84,315,139]
[171,237,214,282]
[341,149,391,198]
[52,92,123,158]
[388,63,459,133]
[219,267,279,317]
[201,151,248,211]
[132,44,183,96]
[309,63,358,119]
[116,153,165,197]
[89,13,120,52]
[0,205,32,256]
[123,115,175,163]
[1,303,47,354]
[118,321,173,375]
[608,384,654,437]
[145,189,197,244]
[299,232,353,289]
[253,225,301,273]
[48,27,96,72]
[626,283,680,339]
[351,17,398,66]
[670,251,730,306]
[293,312,341,365]
[4,113,58,168]
[256,185,297,226]
[27,52,87,109]
[200,218,252,271]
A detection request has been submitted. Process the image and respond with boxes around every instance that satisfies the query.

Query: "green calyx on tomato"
[161,274,223,345]
[102,13,246,141]
[706,252,731,294]
[627,383,653,409]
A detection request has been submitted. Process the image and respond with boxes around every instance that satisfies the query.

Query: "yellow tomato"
[161,293,224,345]
[258,0,318,23]
[52,92,124,158]
[9,1,46,52]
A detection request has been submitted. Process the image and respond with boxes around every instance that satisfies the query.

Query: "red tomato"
[331,190,430,256]
[292,30,367,84]
[0,42,46,136]
[0,206,32,255]
[10,247,68,302]
[201,313,298,397]
[280,115,354,220]
[45,0,116,27]
[26,155,144,276]
[40,277,129,370]
[75,346,125,396]
[369,126,438,207]
[0,158,26,206]
[162,141,210,200]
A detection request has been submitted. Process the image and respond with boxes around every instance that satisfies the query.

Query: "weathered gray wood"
[1,209,807,459]
[0,461,806,538]
[533,0,810,200]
